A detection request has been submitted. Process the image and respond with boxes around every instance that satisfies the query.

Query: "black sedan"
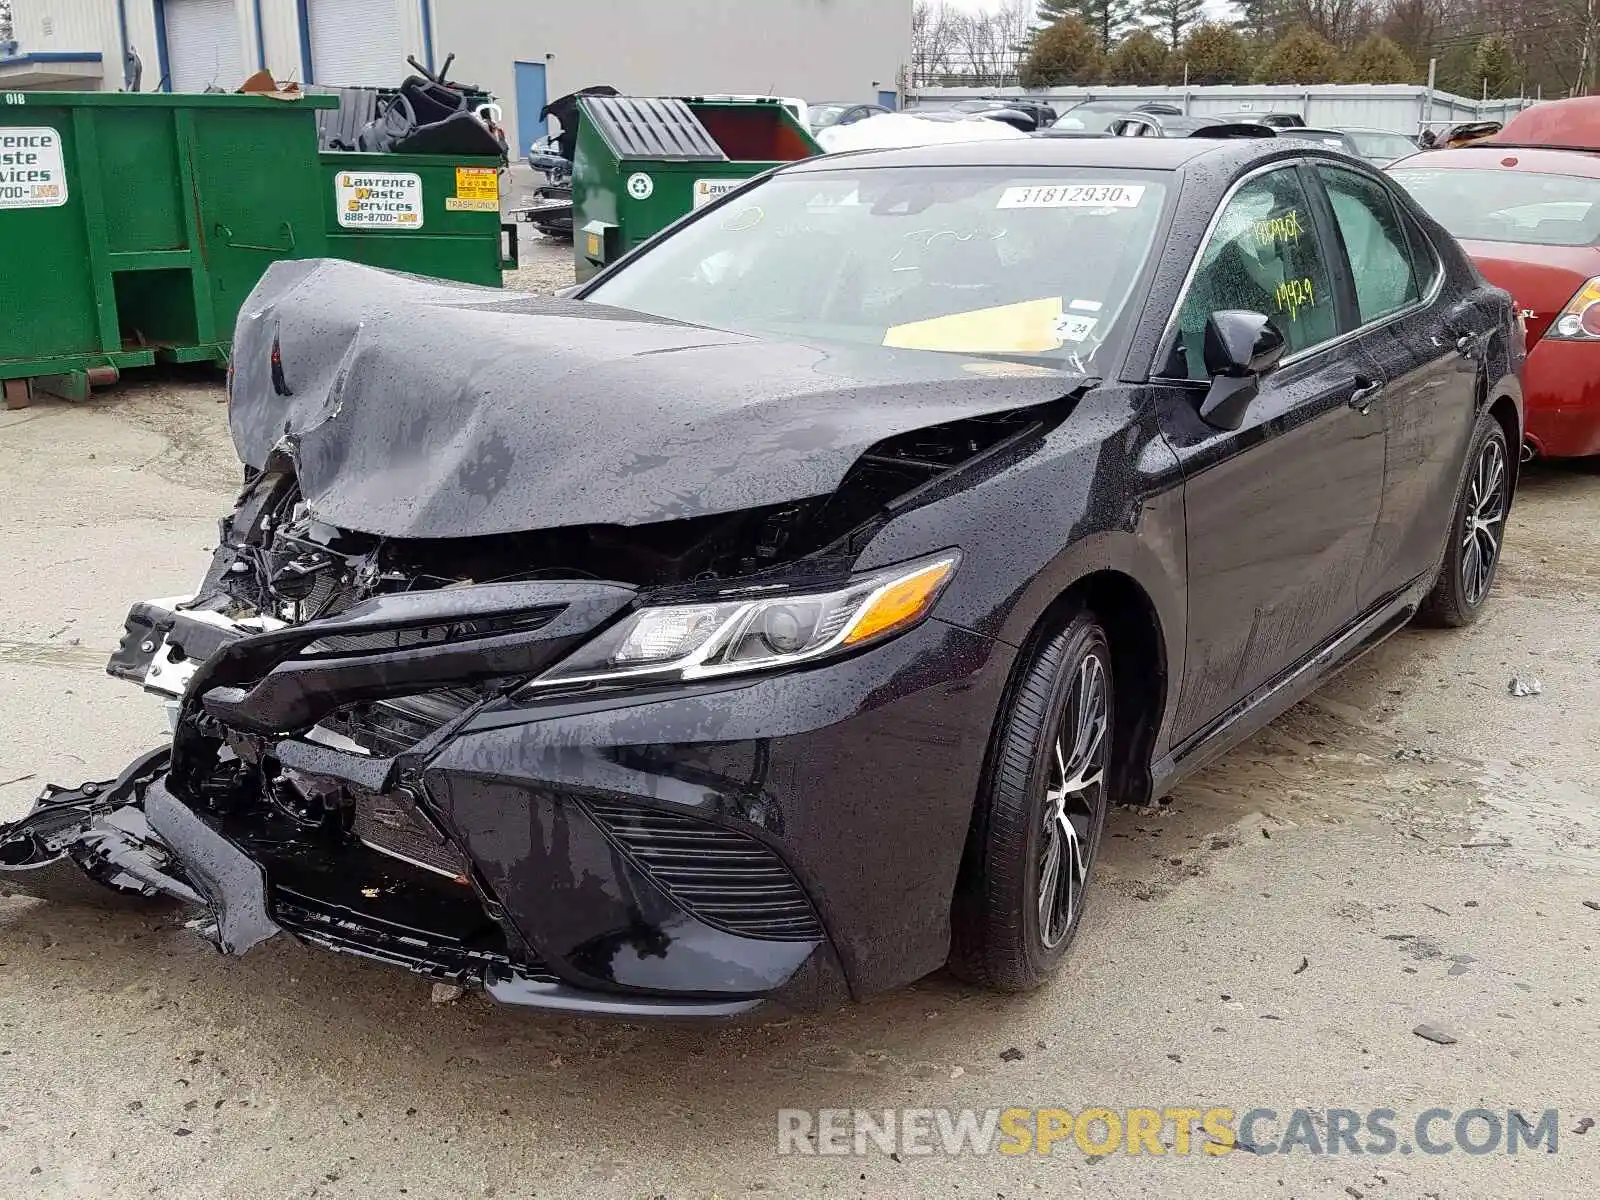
[0,138,1521,1016]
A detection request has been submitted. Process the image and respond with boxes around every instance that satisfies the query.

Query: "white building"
[2,1,912,150]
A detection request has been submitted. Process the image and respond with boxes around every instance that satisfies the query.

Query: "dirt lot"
[1,376,1597,1200]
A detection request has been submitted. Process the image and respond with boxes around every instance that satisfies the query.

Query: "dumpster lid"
[583,96,727,161]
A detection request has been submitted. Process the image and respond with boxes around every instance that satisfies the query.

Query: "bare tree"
[1289,0,1378,47]
[949,0,1034,86]
[0,0,15,46]
[912,1,962,85]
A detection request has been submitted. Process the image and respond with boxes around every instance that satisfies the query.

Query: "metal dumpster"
[0,91,338,405]
[1,91,511,408]
[322,152,510,287]
[571,96,820,281]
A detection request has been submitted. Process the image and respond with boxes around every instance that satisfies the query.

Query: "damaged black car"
[1,138,1522,1015]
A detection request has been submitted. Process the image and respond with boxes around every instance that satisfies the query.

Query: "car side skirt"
[1150,573,1430,796]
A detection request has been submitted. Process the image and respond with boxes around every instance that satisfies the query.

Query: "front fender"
[853,387,1188,755]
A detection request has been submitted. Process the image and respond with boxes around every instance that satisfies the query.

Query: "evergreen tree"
[1341,35,1417,85]
[1471,35,1520,99]
[1020,17,1107,86]
[1037,1,1136,53]
[1108,28,1171,84]
[1233,0,1294,45]
[1252,26,1341,84]
[1168,21,1253,86]
[1145,0,1206,50]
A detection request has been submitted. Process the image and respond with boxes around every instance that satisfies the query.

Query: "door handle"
[1454,331,1483,359]
[1349,378,1384,414]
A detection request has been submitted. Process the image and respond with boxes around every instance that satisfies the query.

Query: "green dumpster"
[322,152,509,287]
[0,91,338,402]
[0,91,511,408]
[571,96,820,281]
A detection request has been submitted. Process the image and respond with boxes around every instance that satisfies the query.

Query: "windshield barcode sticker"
[998,184,1145,210]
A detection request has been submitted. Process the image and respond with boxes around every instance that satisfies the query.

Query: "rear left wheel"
[1420,414,1510,628]
[950,610,1112,992]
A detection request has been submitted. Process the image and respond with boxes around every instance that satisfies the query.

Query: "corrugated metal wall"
[909,84,1532,135]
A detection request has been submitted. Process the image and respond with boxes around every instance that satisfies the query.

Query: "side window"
[1165,167,1336,381]
[1318,166,1421,323]
[1400,207,1443,296]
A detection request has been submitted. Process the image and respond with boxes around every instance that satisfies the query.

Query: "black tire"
[950,609,1113,992]
[1419,413,1511,628]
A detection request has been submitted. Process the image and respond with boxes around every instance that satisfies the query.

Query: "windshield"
[1346,130,1415,161]
[1391,166,1600,246]
[585,167,1170,368]
[1055,106,1125,134]
[809,104,848,129]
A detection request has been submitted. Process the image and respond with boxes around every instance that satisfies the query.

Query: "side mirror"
[1198,310,1286,430]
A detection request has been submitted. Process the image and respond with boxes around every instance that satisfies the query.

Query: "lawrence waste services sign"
[336,171,424,229]
[0,127,68,209]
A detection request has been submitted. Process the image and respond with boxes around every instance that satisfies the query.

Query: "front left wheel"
[950,609,1113,992]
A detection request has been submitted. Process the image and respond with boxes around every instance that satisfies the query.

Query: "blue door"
[514,60,549,156]
[877,89,898,111]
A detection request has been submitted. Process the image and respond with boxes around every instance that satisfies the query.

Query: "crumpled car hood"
[230,259,1086,539]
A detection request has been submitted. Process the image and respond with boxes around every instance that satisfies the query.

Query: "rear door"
[1155,162,1388,741]
[1313,164,1480,606]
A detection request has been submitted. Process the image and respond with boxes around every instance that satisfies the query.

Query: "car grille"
[337,688,482,757]
[584,799,823,941]
[351,790,470,880]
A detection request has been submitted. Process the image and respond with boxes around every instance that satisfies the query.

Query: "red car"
[1390,142,1600,457]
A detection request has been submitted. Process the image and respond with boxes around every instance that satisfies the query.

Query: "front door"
[1155,163,1388,741]
[514,60,549,157]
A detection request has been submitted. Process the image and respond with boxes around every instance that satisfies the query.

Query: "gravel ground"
[503,234,575,296]
[502,163,578,296]
[1,379,1597,1199]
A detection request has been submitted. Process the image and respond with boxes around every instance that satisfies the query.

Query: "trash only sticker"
[0,127,67,209]
[336,171,424,229]
[693,178,740,209]
[446,166,499,212]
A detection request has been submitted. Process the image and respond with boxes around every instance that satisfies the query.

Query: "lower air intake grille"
[584,800,822,941]
[351,792,469,880]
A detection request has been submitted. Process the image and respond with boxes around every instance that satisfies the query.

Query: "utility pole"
[1424,57,1436,133]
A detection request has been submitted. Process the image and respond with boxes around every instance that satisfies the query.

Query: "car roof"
[1496,97,1600,150]
[785,135,1292,173]
[1392,144,1600,179]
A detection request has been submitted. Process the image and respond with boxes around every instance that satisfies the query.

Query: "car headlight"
[1547,276,1600,340]
[523,553,959,692]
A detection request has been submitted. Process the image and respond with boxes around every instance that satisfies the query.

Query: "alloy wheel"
[1461,435,1507,607]
[1038,649,1109,949]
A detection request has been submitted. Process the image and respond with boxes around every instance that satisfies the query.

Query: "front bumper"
[1,596,1014,1016]
[1523,338,1600,458]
